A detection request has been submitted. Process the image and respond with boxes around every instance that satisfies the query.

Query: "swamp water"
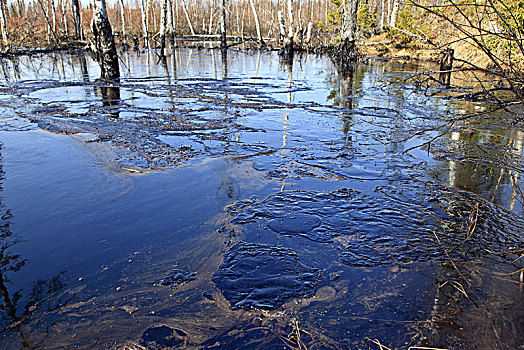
[0,49,522,349]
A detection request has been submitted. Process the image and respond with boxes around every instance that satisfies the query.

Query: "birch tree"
[159,0,168,54]
[181,0,195,35]
[91,0,120,79]
[248,0,264,46]
[220,0,227,49]
[332,0,360,72]
[0,0,9,50]
[280,0,294,61]
[389,0,399,27]
[140,0,149,46]
[119,0,127,48]
[167,0,175,42]
[61,0,69,35]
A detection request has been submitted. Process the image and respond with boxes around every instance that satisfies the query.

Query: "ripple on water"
[212,242,322,310]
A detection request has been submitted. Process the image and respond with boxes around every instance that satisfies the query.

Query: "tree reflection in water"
[0,143,67,348]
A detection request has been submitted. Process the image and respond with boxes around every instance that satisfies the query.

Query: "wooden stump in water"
[439,48,454,87]
[91,0,120,80]
[279,40,294,63]
[332,38,358,74]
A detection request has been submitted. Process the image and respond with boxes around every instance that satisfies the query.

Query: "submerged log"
[91,0,120,80]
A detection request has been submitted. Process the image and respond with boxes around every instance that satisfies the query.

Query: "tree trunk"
[71,0,82,39]
[159,0,168,55]
[140,0,149,47]
[296,0,303,43]
[208,0,214,34]
[220,0,226,49]
[0,0,9,50]
[379,0,385,31]
[389,0,398,27]
[181,0,195,35]
[91,0,120,80]
[52,0,58,35]
[248,0,264,46]
[277,10,286,44]
[167,0,175,42]
[279,0,294,62]
[61,0,69,35]
[332,0,359,73]
[305,21,312,47]
[119,0,127,48]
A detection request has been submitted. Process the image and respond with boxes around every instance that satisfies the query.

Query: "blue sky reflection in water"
[0,49,522,349]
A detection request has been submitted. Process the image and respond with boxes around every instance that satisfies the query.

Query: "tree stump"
[439,48,454,87]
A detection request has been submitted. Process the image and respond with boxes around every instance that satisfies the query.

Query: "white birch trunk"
[119,0,127,47]
[91,0,120,79]
[159,0,167,53]
[220,0,226,49]
[208,0,214,34]
[287,0,293,40]
[61,0,69,35]
[167,0,174,41]
[389,0,399,27]
[140,0,149,46]
[248,0,264,46]
[181,0,195,35]
[306,21,312,45]
[0,0,8,50]
[277,10,286,44]
[334,0,359,71]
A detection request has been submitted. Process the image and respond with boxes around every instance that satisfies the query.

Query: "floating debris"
[213,242,322,310]
[140,325,187,348]
[159,270,197,289]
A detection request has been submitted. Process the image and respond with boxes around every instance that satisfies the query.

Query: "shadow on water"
[0,49,522,349]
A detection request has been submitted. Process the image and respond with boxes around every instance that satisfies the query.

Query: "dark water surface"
[0,49,522,349]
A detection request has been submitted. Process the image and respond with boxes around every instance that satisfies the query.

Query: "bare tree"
[0,0,9,50]
[140,0,149,46]
[61,0,69,35]
[248,0,264,46]
[119,0,128,48]
[332,0,360,72]
[280,0,294,61]
[389,0,399,27]
[181,0,195,35]
[91,0,120,79]
[167,0,175,42]
[71,0,82,39]
[159,0,168,54]
[220,0,227,49]
[277,10,286,43]
[51,0,58,34]
[408,0,523,105]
